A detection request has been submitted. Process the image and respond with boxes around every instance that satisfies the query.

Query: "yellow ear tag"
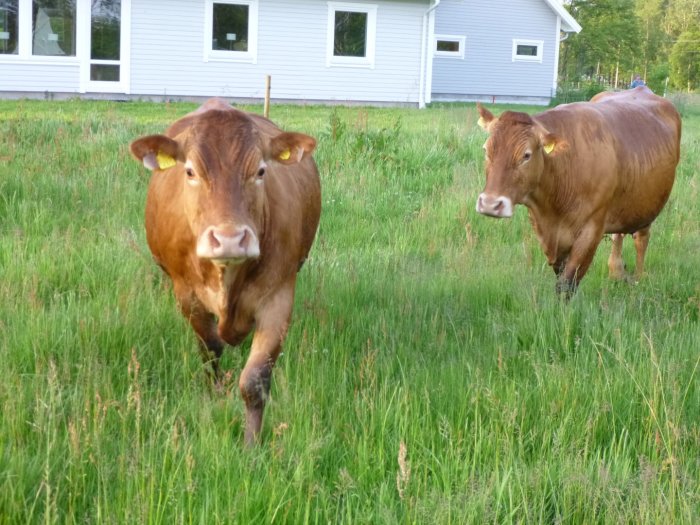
[157,152,176,169]
[543,142,555,155]
[279,148,291,161]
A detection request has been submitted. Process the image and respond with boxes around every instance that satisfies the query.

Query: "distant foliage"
[669,29,700,91]
[560,0,700,92]
[551,81,607,105]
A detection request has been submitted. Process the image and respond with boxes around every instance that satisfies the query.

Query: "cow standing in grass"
[130,98,321,445]
[475,87,681,295]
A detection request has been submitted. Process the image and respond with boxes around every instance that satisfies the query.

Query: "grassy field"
[0,95,699,524]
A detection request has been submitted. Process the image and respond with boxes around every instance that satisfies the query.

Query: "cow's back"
[536,90,680,233]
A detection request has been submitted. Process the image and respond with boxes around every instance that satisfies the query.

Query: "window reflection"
[33,0,76,56]
[334,11,367,58]
[0,0,18,54]
[212,3,248,52]
[91,0,120,60]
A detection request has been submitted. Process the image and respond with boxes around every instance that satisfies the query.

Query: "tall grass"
[0,97,699,524]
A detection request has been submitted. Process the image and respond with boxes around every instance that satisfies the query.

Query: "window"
[326,2,376,68]
[0,0,18,54]
[434,35,465,59]
[0,0,81,61]
[204,0,258,62]
[32,0,76,56]
[90,0,121,81]
[512,39,543,62]
[213,3,248,51]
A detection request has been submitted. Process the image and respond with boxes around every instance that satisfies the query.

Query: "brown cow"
[130,98,321,445]
[476,87,681,295]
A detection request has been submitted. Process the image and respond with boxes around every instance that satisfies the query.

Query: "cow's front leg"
[239,286,294,446]
[174,284,224,380]
[551,257,567,278]
[557,220,605,297]
[539,225,571,281]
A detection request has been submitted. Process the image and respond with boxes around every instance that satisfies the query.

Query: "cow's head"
[130,107,315,266]
[475,103,566,218]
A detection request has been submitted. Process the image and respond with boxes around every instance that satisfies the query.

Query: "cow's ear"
[540,132,568,157]
[476,103,496,131]
[130,135,182,171]
[268,132,317,165]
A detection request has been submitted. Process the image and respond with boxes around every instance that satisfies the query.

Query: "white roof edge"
[543,0,582,33]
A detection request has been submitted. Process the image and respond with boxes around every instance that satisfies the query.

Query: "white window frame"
[204,0,258,64]
[326,2,376,69]
[0,0,83,65]
[434,34,465,59]
[80,0,131,94]
[512,39,543,63]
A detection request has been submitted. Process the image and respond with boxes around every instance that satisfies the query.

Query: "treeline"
[559,0,700,94]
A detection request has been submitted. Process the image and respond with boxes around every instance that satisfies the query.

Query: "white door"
[82,0,130,94]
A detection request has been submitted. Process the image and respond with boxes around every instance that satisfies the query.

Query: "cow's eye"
[522,151,532,162]
[186,167,195,179]
[256,166,266,179]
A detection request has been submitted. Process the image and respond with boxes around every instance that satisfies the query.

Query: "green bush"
[551,81,607,105]
[647,63,670,95]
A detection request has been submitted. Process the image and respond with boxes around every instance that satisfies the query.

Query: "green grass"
[1,96,699,524]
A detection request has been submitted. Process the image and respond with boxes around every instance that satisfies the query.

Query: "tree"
[635,0,667,77]
[669,29,700,90]
[559,0,700,93]
[561,0,642,87]
[664,0,700,36]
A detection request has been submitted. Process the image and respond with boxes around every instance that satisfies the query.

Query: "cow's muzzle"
[196,225,260,264]
[476,193,513,218]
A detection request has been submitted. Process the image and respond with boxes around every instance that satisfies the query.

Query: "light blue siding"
[0,61,80,93]
[0,0,574,105]
[432,0,559,103]
[130,0,428,103]
[0,0,428,104]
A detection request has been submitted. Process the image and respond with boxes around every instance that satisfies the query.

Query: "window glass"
[437,40,459,53]
[90,64,119,81]
[333,10,367,57]
[91,0,120,60]
[435,35,465,58]
[516,44,538,57]
[0,0,18,54]
[213,3,248,52]
[33,0,76,56]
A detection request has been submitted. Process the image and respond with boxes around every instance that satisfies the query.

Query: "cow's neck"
[522,160,579,263]
[194,260,249,320]
[219,262,255,315]
[524,160,573,221]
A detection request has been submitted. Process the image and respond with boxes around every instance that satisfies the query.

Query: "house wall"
[130,0,427,104]
[0,0,429,104]
[431,0,560,103]
[0,0,572,105]
[0,61,80,92]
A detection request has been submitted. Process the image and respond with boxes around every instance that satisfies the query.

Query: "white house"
[431,0,581,105]
[0,0,580,106]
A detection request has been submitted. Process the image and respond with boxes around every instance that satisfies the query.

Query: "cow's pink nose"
[207,228,251,249]
[476,193,513,218]
[197,225,260,262]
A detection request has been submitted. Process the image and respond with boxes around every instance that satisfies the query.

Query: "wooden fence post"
[264,75,271,118]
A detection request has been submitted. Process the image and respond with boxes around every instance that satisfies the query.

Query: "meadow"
[0,95,698,524]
